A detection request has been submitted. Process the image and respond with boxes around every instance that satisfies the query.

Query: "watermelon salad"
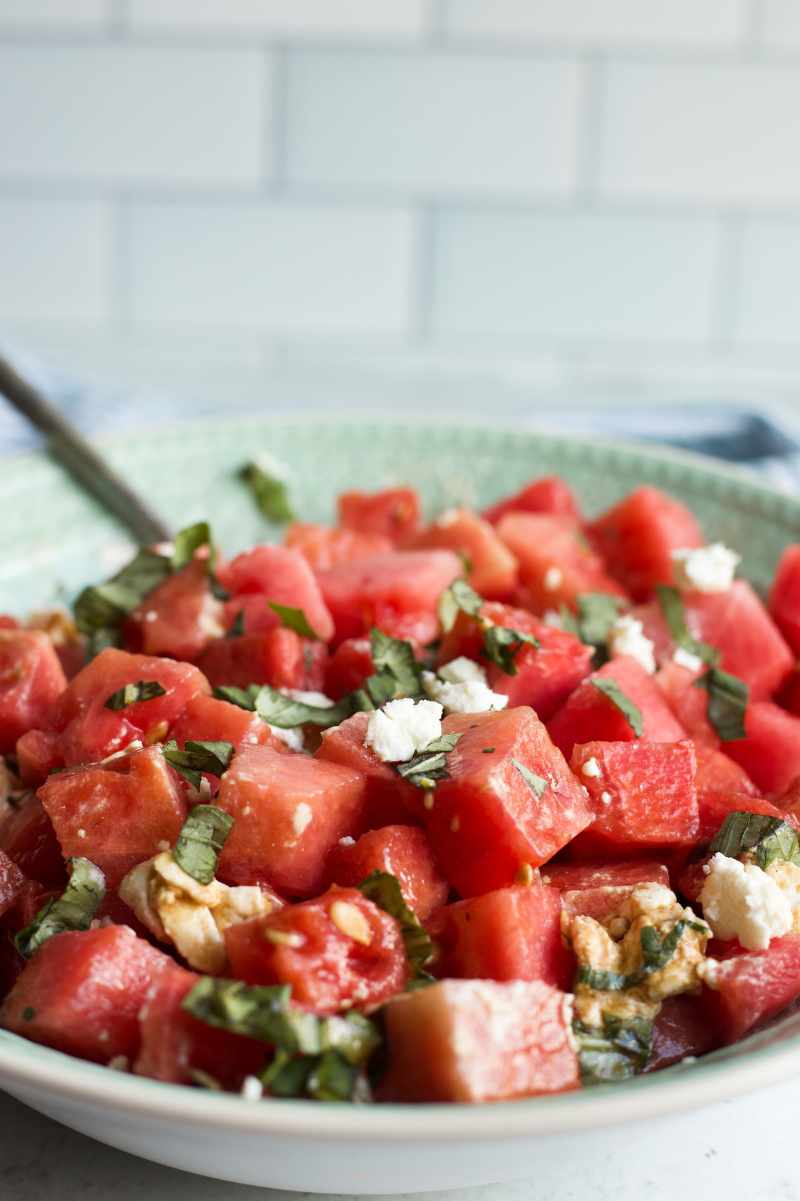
[3,466,800,1104]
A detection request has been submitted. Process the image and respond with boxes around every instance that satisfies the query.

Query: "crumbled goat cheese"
[699,852,793,951]
[269,724,305,752]
[673,646,704,672]
[580,757,602,779]
[607,615,656,674]
[543,566,563,592]
[364,698,443,763]
[437,657,488,685]
[672,544,740,594]
[283,689,335,708]
[292,802,313,836]
[241,1075,263,1101]
[421,671,508,715]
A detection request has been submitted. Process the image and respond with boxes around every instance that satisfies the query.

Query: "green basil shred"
[394,732,462,790]
[268,602,320,640]
[104,680,167,711]
[15,857,106,958]
[511,757,548,798]
[576,920,700,992]
[709,811,800,870]
[357,870,435,979]
[173,804,234,885]
[589,678,644,737]
[574,1013,653,1083]
[237,461,295,524]
[559,593,624,664]
[162,739,235,790]
[693,667,749,742]
[656,586,719,667]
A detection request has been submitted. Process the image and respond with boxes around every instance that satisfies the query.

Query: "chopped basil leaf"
[482,746,495,754]
[213,684,260,711]
[394,732,462,789]
[238,461,295,524]
[560,593,625,664]
[590,678,644,737]
[576,965,632,992]
[171,521,212,572]
[438,578,483,634]
[227,610,245,639]
[15,857,106,958]
[350,628,423,711]
[574,1013,653,1084]
[173,804,234,885]
[74,547,172,655]
[357,870,434,978]
[694,667,749,742]
[21,1006,35,1022]
[656,586,719,666]
[577,921,694,993]
[511,758,548,798]
[254,686,349,730]
[482,624,539,676]
[104,680,167,711]
[163,739,235,790]
[268,602,319,640]
[709,811,800,869]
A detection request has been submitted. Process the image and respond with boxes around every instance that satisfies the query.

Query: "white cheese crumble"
[364,698,443,763]
[672,543,740,594]
[292,802,313,836]
[543,565,563,592]
[421,671,509,716]
[283,689,335,708]
[673,646,704,672]
[607,615,656,674]
[269,724,305,752]
[699,852,793,951]
[437,656,487,685]
[241,1075,263,1101]
[580,756,602,780]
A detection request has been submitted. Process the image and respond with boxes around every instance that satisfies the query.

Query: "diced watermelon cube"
[421,708,592,897]
[380,979,579,1102]
[702,934,800,1043]
[15,728,63,785]
[316,712,419,830]
[570,740,699,852]
[0,849,27,919]
[224,886,407,1014]
[0,794,66,889]
[778,667,800,717]
[482,474,582,526]
[324,637,375,700]
[541,859,671,892]
[316,550,461,645]
[218,545,334,643]
[654,660,717,746]
[428,884,573,989]
[326,824,447,920]
[0,926,172,1063]
[134,962,265,1087]
[39,745,187,887]
[547,656,686,760]
[123,559,225,661]
[588,485,703,601]
[724,702,800,797]
[769,545,800,656]
[0,631,66,754]
[437,602,593,720]
[411,509,518,599]
[217,745,366,897]
[197,628,327,692]
[646,994,719,1071]
[694,740,758,802]
[169,693,286,755]
[285,522,393,571]
[338,487,421,546]
[495,513,626,614]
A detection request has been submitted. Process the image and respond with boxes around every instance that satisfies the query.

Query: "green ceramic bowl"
[1,415,800,1194]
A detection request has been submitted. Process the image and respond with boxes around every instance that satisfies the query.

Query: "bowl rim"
[2,414,800,1141]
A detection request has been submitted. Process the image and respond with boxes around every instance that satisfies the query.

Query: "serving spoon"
[0,352,172,544]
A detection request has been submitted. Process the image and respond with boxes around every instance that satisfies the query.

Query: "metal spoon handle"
[0,352,172,545]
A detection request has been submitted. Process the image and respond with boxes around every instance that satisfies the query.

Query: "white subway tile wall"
[0,0,799,407]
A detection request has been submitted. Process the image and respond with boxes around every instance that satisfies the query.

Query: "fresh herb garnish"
[162,739,235,790]
[710,811,800,870]
[694,667,749,742]
[560,593,625,663]
[227,610,245,639]
[577,920,697,992]
[395,732,462,790]
[172,521,213,572]
[357,871,435,978]
[481,625,539,675]
[574,1013,653,1084]
[15,857,106,958]
[438,578,482,634]
[104,680,167,711]
[511,758,548,798]
[254,686,349,729]
[238,461,294,524]
[350,629,423,710]
[656,586,719,667]
[268,602,319,640]
[590,678,644,737]
[173,804,234,885]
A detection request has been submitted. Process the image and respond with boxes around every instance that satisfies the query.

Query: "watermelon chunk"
[316,550,461,645]
[724,702,800,797]
[15,728,63,785]
[326,824,447,920]
[39,745,186,887]
[769,544,800,656]
[0,849,27,919]
[547,655,686,760]
[285,522,392,571]
[412,509,518,599]
[541,859,671,891]
[654,660,717,746]
[134,962,265,1087]
[0,925,172,1063]
[217,745,366,896]
[123,559,225,661]
[197,628,327,692]
[218,545,334,642]
[570,739,699,851]
[496,512,625,614]
[588,485,703,601]
[338,487,421,546]
[224,886,407,1014]
[380,979,578,1102]
[428,884,573,989]
[316,712,419,830]
[169,692,286,754]
[324,637,375,700]
[437,602,593,720]
[0,794,66,889]
[0,630,66,754]
[646,994,719,1071]
[702,934,800,1043]
[421,708,592,897]
[482,474,582,526]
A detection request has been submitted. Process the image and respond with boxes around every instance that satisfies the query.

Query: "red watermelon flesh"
[284,522,392,572]
[541,859,670,892]
[482,475,582,526]
[0,631,67,754]
[124,559,225,661]
[169,693,286,755]
[0,794,66,890]
[654,661,717,747]
[702,934,800,1044]
[15,728,63,786]
[646,994,719,1071]
[197,628,327,692]
[0,850,28,919]
[337,487,421,546]
[724,702,800,797]
[324,637,375,700]
[218,545,334,642]
[411,509,518,599]
[769,544,800,656]
[326,824,447,921]
[315,711,419,830]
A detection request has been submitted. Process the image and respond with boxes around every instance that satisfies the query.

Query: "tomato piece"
[429,884,573,989]
[169,693,286,754]
[338,487,421,546]
[316,550,461,645]
[123,559,225,661]
[496,513,625,614]
[217,746,366,897]
[646,994,719,1071]
[437,602,593,720]
[482,475,582,526]
[197,628,327,692]
[724,702,800,797]
[588,485,703,601]
[0,631,66,754]
[421,709,592,897]
[326,825,447,921]
[547,655,686,760]
[769,544,800,656]
[702,934,800,1044]
[316,712,418,830]
[0,926,172,1063]
[380,979,579,1102]
[411,509,518,599]
[39,745,187,887]
[285,522,392,571]
[324,637,375,700]
[224,886,407,1015]
[134,962,265,1087]
[0,794,66,890]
